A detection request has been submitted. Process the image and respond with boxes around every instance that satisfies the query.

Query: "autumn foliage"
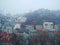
[0,32,11,42]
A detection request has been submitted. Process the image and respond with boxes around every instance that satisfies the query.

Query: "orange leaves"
[0,32,11,42]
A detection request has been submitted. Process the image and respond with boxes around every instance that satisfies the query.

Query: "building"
[5,26,13,33]
[54,25,60,30]
[15,17,27,23]
[43,22,54,29]
[1,21,14,33]
[13,23,21,33]
[2,26,13,33]
[14,24,21,30]
[26,25,34,30]
[36,25,43,30]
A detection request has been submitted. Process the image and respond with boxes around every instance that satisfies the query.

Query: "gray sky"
[0,0,60,14]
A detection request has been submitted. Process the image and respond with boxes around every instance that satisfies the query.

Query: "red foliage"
[0,32,11,42]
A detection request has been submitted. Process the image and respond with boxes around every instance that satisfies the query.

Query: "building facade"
[26,25,34,30]
[36,25,42,30]
[43,22,54,29]
[54,25,60,30]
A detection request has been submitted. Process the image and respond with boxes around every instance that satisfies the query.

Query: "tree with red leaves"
[0,32,11,42]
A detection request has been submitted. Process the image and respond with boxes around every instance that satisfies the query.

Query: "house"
[13,23,22,33]
[13,24,21,30]
[2,25,13,33]
[54,25,60,30]
[36,25,43,30]
[26,25,34,30]
[15,17,27,23]
[1,21,14,33]
[5,26,13,33]
[43,22,54,29]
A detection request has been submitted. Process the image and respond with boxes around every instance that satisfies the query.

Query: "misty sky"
[0,0,60,14]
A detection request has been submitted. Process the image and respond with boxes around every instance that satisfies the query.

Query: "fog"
[0,0,60,15]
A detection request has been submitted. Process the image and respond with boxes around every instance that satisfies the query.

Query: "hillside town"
[0,14,60,45]
[0,0,60,45]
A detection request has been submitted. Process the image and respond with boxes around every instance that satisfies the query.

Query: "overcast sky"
[0,0,60,14]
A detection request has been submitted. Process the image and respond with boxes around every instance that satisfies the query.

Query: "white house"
[14,24,21,30]
[16,17,27,23]
[43,22,54,29]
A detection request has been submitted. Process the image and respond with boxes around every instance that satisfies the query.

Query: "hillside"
[24,9,60,25]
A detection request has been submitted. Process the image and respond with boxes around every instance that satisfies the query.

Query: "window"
[45,24,48,26]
